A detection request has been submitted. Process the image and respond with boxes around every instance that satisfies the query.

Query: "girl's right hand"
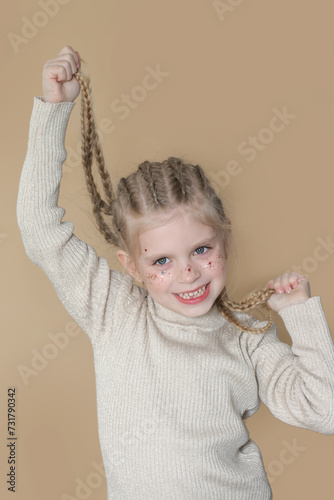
[42,45,81,103]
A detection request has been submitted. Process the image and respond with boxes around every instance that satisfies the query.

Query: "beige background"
[1,0,334,499]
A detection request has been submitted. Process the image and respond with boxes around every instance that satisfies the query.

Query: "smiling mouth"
[174,283,209,300]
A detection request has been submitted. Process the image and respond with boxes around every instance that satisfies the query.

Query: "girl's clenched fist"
[42,45,81,103]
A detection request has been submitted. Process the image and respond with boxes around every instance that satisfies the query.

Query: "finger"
[56,54,78,77]
[43,63,70,85]
[58,45,77,58]
[286,272,307,291]
[57,46,79,74]
[281,273,294,294]
[288,272,302,289]
[266,279,274,289]
[44,58,76,82]
[271,275,284,294]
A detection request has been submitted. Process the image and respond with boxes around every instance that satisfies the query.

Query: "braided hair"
[74,69,275,334]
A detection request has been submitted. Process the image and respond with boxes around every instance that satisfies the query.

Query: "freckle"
[146,271,172,282]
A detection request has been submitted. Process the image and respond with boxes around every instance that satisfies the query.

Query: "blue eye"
[194,246,209,255]
[154,257,170,266]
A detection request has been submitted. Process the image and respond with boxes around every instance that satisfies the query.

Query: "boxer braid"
[74,68,275,334]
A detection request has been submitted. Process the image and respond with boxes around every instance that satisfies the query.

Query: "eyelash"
[153,246,211,266]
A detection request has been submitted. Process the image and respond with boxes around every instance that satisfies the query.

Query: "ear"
[116,250,142,282]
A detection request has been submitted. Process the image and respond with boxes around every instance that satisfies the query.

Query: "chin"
[175,301,215,318]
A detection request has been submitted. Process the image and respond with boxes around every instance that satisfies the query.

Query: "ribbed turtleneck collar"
[148,296,227,332]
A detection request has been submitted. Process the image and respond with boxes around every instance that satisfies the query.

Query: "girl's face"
[134,212,229,317]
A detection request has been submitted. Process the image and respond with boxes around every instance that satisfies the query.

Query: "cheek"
[145,270,173,287]
[200,253,225,274]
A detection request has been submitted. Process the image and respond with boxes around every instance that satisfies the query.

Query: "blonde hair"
[74,69,275,334]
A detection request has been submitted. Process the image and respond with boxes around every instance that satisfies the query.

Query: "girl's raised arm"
[17,47,141,346]
[248,297,334,434]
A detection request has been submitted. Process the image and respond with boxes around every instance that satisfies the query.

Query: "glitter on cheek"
[200,261,211,271]
[146,270,173,284]
[200,253,224,272]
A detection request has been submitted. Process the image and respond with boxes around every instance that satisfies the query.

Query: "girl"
[17,46,334,500]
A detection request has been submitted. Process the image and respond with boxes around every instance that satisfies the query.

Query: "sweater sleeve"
[17,97,131,346]
[247,297,334,434]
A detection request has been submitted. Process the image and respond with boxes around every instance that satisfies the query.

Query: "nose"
[177,264,201,284]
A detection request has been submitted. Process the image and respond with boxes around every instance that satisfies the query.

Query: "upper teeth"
[177,285,207,299]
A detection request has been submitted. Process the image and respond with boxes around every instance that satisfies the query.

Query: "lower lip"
[173,283,210,305]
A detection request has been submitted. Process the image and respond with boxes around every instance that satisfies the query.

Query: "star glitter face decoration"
[146,271,173,284]
[200,253,224,271]
[133,209,229,318]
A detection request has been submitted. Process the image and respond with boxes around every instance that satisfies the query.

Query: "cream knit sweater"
[17,97,334,500]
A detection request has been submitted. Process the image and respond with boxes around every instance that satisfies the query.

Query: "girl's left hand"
[266,272,311,312]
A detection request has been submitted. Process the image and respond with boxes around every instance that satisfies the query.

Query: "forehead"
[138,212,218,255]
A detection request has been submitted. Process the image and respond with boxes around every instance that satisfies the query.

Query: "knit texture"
[17,97,334,500]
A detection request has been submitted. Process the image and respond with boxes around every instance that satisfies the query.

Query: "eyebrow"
[142,235,218,262]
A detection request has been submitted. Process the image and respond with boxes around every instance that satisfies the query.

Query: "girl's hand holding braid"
[266,272,311,312]
[42,45,81,104]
